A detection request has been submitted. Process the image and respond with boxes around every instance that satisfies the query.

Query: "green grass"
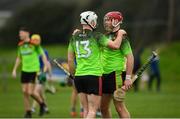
[0,42,180,118]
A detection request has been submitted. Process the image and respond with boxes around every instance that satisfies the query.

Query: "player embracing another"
[68,11,126,118]
[12,28,48,118]
[101,11,134,118]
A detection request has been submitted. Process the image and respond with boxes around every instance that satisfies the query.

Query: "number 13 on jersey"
[76,40,91,58]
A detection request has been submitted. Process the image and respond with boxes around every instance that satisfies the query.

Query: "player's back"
[69,30,104,76]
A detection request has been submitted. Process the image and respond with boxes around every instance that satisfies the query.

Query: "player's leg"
[27,72,47,116]
[101,71,116,118]
[113,99,130,118]
[80,102,84,118]
[31,79,39,113]
[113,71,130,118]
[74,76,88,118]
[86,76,102,118]
[79,93,88,118]
[32,83,48,116]
[148,74,154,91]
[31,100,37,113]
[33,83,44,104]
[21,71,33,118]
[87,94,101,118]
[70,86,78,117]
[156,73,161,92]
[101,94,112,118]
[39,83,49,113]
[22,84,32,118]
[31,80,45,113]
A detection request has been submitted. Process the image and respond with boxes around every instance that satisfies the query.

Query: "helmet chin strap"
[83,18,95,31]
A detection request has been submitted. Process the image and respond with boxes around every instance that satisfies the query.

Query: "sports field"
[0,42,180,118]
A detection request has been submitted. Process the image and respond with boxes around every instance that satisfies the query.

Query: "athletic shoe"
[96,110,102,117]
[80,111,84,118]
[70,111,77,118]
[39,103,47,116]
[31,108,36,113]
[45,86,56,94]
[45,106,50,114]
[24,111,32,118]
[80,108,84,118]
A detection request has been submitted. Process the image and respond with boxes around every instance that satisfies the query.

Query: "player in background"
[62,57,84,118]
[30,34,52,114]
[68,11,126,118]
[67,60,84,118]
[101,11,134,118]
[12,28,48,118]
[69,84,84,117]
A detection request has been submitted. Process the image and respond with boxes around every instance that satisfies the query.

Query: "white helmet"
[80,11,98,27]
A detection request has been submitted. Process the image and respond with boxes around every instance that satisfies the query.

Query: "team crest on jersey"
[20,44,33,55]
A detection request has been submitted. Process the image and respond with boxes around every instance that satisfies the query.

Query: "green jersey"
[68,30,109,76]
[102,33,132,74]
[17,41,44,72]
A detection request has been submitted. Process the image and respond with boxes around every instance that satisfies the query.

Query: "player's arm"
[37,46,48,72]
[41,53,48,72]
[107,29,126,49]
[126,53,134,77]
[68,36,76,76]
[12,56,21,78]
[123,53,134,90]
[46,60,52,77]
[121,38,134,90]
[68,51,75,75]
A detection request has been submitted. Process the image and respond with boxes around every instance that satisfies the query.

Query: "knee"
[32,91,39,97]
[114,103,124,113]
[115,106,123,113]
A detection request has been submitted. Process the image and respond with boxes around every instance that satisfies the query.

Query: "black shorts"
[102,71,126,94]
[21,71,37,83]
[74,75,102,96]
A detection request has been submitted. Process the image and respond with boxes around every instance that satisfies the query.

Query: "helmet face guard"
[104,11,123,32]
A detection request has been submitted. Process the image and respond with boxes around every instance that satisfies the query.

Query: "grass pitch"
[0,42,180,118]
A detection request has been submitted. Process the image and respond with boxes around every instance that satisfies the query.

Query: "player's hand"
[123,79,132,91]
[117,29,127,39]
[113,88,126,102]
[72,29,80,35]
[118,29,127,35]
[12,70,16,78]
[66,75,74,86]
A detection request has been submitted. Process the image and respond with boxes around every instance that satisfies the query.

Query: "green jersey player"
[12,27,48,118]
[68,11,126,118]
[100,11,134,118]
